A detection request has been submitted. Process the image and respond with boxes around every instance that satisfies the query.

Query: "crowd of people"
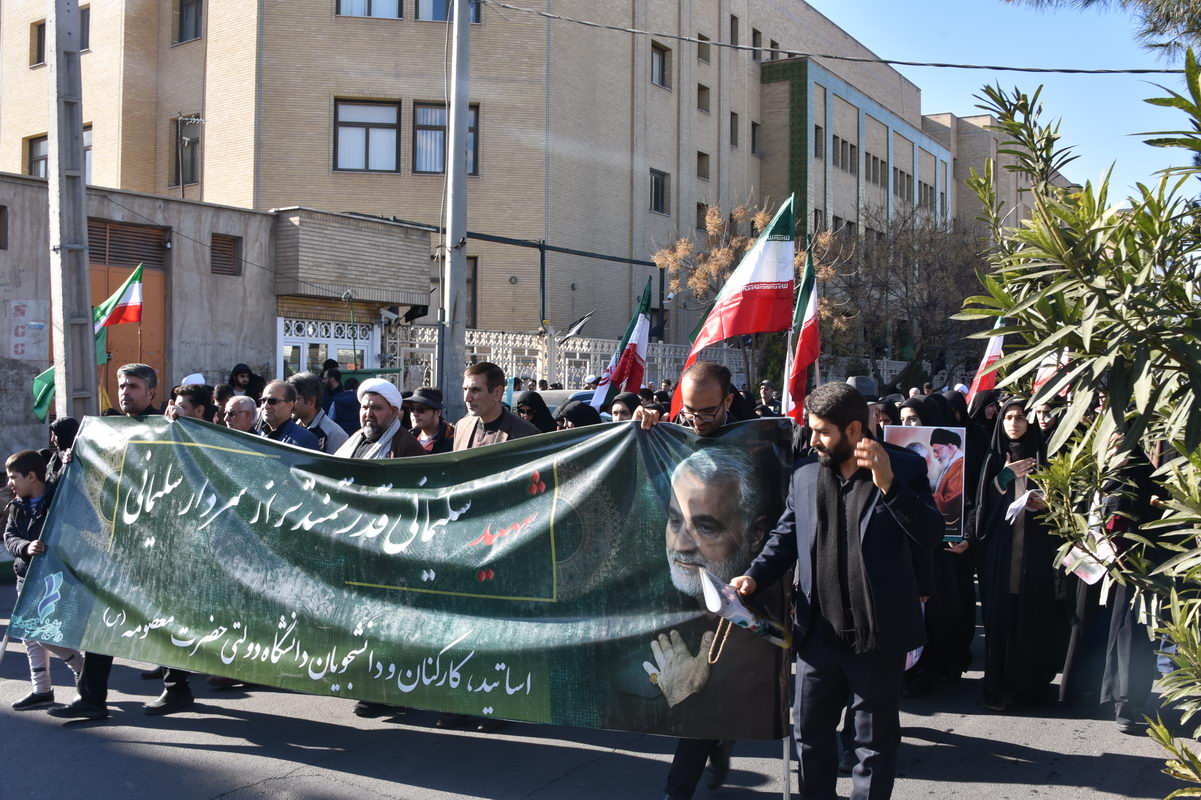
[3,358,1168,800]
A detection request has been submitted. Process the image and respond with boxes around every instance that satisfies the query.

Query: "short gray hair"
[226,395,255,414]
[670,446,764,527]
[117,362,157,390]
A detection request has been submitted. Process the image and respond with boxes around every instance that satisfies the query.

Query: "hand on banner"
[730,575,757,597]
[26,540,46,556]
[1025,491,1047,511]
[643,629,713,707]
[945,540,971,554]
[633,406,661,430]
[854,438,893,494]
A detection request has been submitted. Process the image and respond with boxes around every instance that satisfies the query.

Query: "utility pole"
[437,0,471,421]
[47,0,97,421]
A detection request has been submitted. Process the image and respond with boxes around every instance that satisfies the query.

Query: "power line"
[480,0,1184,75]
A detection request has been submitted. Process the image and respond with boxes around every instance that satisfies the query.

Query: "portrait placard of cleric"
[601,440,791,740]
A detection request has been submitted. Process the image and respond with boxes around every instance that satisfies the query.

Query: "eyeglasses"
[260,397,288,406]
[679,403,726,423]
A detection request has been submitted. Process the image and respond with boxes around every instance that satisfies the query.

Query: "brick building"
[0,0,1053,374]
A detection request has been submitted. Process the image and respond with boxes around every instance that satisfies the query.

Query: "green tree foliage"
[959,54,1201,795]
[1005,0,1201,55]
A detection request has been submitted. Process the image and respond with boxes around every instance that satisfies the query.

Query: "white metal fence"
[382,325,746,390]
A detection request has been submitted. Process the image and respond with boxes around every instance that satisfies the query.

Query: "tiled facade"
[0,0,1049,348]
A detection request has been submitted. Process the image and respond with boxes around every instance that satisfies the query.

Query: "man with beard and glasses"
[731,382,941,800]
[638,361,788,800]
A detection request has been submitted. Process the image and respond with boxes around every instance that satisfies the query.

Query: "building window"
[751,122,760,155]
[651,42,671,89]
[28,136,48,178]
[415,0,481,23]
[335,101,400,172]
[730,112,739,147]
[697,151,710,181]
[697,83,710,113]
[177,0,202,43]
[832,135,841,169]
[650,169,670,214]
[751,29,762,61]
[730,14,739,45]
[211,233,243,276]
[696,203,708,232]
[697,32,710,63]
[32,21,46,66]
[173,116,202,185]
[337,0,402,17]
[83,125,92,183]
[413,103,479,175]
[940,190,946,216]
[0,206,8,250]
[770,39,779,60]
[850,144,858,175]
[81,7,91,50]
[813,209,824,231]
[814,125,824,159]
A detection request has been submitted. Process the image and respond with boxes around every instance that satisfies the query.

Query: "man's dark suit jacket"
[746,446,943,655]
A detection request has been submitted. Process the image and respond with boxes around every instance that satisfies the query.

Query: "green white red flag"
[31,264,145,422]
[966,317,1005,404]
[591,277,653,412]
[94,264,144,334]
[780,245,820,422]
[670,195,796,417]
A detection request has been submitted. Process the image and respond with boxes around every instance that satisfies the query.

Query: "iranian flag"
[31,264,145,422]
[94,264,144,334]
[590,277,653,412]
[780,245,820,422]
[966,317,1005,404]
[1032,348,1072,398]
[670,195,796,417]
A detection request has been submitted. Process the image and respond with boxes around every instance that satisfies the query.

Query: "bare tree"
[814,203,986,392]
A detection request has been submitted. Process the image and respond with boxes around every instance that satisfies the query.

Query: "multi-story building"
[0,0,1040,379]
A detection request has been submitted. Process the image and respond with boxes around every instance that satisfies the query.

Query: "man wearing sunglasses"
[257,380,319,450]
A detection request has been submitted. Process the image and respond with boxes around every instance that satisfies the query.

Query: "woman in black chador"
[973,396,1066,711]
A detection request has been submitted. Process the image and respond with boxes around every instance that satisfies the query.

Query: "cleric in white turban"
[332,378,424,459]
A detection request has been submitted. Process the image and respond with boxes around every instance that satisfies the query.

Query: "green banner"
[12,416,793,740]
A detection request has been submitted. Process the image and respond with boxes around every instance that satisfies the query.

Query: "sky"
[804,0,1191,197]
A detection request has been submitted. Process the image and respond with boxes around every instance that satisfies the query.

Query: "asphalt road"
[0,582,1185,799]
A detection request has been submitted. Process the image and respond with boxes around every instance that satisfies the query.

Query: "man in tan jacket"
[441,361,540,733]
[451,362,540,451]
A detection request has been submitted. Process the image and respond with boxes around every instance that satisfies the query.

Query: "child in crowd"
[4,449,83,709]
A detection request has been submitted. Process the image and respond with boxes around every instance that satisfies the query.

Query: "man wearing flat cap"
[333,378,424,459]
[406,387,455,454]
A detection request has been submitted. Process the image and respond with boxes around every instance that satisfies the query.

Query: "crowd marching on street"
[3,357,1170,800]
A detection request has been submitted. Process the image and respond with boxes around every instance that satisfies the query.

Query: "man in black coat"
[732,382,942,800]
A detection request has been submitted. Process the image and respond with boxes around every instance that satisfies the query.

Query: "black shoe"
[475,717,504,733]
[1116,717,1146,735]
[47,698,109,720]
[436,713,469,729]
[144,690,194,716]
[12,691,55,710]
[353,701,404,718]
[140,666,166,679]
[704,741,733,790]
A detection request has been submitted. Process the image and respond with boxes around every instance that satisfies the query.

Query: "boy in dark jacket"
[4,450,83,709]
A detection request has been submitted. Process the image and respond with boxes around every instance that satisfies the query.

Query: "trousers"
[24,640,83,694]
[77,652,191,706]
[794,629,906,800]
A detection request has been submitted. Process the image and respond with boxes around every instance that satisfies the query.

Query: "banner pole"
[782,734,791,799]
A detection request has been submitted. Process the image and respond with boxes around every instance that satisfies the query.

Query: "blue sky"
[804,0,1191,197]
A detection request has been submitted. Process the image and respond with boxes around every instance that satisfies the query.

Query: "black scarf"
[814,463,878,654]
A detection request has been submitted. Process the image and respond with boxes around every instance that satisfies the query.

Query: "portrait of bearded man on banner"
[601,442,789,740]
